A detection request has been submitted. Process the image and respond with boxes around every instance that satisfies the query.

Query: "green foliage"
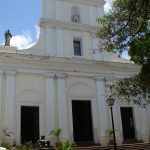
[105,129,114,138]
[49,128,62,142]
[97,0,150,106]
[112,33,150,106]
[0,128,14,139]
[16,145,31,150]
[1,141,11,149]
[0,128,14,149]
[97,0,150,53]
[105,128,117,140]
[16,145,26,150]
[56,140,76,150]
[15,141,32,150]
[61,140,76,150]
[25,141,32,149]
[112,75,150,107]
[49,128,62,137]
[129,33,150,65]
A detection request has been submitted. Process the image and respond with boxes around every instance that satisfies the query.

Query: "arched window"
[71,7,80,23]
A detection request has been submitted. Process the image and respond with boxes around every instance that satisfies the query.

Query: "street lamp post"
[106,96,117,150]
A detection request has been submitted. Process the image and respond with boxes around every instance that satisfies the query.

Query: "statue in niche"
[4,29,12,46]
[71,7,80,23]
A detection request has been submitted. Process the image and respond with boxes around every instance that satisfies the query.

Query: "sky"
[0,0,112,50]
[0,0,41,49]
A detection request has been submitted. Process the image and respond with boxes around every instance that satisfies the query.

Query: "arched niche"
[16,89,44,102]
[67,82,94,99]
[71,7,80,23]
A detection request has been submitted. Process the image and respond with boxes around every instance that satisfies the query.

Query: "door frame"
[72,100,94,142]
[120,107,136,140]
[68,96,98,143]
[21,106,40,143]
[16,103,44,144]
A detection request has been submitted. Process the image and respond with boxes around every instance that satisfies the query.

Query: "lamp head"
[106,96,115,106]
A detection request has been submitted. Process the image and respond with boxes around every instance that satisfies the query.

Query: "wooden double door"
[72,100,94,143]
[121,107,135,140]
[21,106,39,143]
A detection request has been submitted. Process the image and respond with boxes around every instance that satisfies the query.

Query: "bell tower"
[39,0,105,59]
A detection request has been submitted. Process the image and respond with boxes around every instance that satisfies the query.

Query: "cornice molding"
[0,70,4,75]
[0,53,140,73]
[67,72,95,78]
[95,76,105,81]
[40,18,98,33]
[95,73,114,81]
[5,70,16,76]
[44,72,55,78]
[61,0,105,7]
[56,73,66,79]
[0,46,17,53]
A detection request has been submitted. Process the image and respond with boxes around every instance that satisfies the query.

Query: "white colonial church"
[0,0,150,146]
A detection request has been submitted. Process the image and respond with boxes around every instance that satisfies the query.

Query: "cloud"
[11,31,34,49]
[10,25,40,50]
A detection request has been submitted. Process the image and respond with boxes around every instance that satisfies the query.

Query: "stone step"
[77,142,150,150]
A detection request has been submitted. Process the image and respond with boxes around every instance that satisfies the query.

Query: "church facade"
[0,0,150,146]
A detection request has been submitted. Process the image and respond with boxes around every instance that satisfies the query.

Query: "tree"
[97,0,150,106]
[97,0,150,54]
[112,75,150,107]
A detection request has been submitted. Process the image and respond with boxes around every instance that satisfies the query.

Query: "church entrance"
[21,106,39,143]
[120,107,135,140]
[72,100,93,144]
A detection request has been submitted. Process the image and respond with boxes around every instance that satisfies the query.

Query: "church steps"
[76,143,150,150]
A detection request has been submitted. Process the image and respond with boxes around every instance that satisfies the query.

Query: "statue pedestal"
[0,46,17,53]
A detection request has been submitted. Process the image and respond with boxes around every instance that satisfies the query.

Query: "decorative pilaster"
[133,106,141,140]
[56,0,61,20]
[92,37,100,61]
[89,5,98,25]
[97,7,104,18]
[42,0,46,18]
[42,0,52,19]
[5,70,16,135]
[45,73,56,134]
[96,77,109,146]
[56,73,68,140]
[89,6,95,25]
[46,0,52,19]
[113,104,122,145]
[139,107,149,142]
[0,71,3,129]
[56,29,64,57]
[45,25,53,55]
